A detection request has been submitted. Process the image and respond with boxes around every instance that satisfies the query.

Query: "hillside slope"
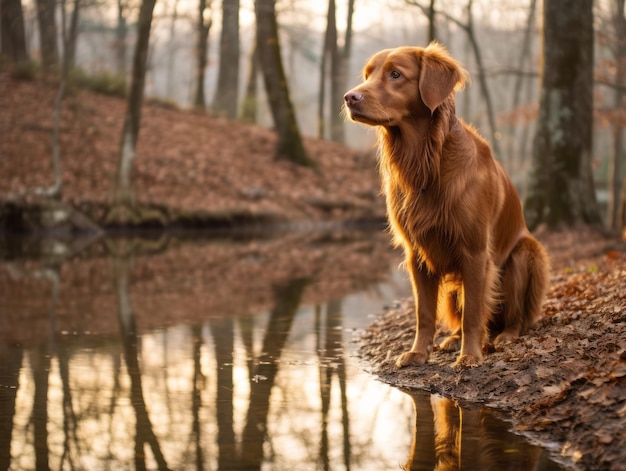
[0,73,384,230]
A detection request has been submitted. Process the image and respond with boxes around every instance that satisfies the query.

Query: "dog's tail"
[519,235,550,331]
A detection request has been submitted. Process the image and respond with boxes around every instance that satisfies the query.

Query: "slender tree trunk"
[165,0,179,98]
[240,42,258,123]
[212,0,240,118]
[318,0,333,139]
[505,0,536,167]
[320,0,354,143]
[464,0,500,158]
[255,0,313,166]
[35,0,58,71]
[427,0,436,42]
[48,0,71,200]
[193,0,212,108]
[524,0,601,229]
[1,0,29,62]
[115,0,127,79]
[65,0,80,69]
[608,0,626,230]
[329,0,354,143]
[110,0,156,210]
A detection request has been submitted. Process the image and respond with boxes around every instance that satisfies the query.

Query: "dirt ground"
[358,228,626,470]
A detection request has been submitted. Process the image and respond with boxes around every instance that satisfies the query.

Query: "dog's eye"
[390,70,401,79]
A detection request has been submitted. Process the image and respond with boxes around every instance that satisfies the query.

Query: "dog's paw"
[439,334,461,352]
[493,331,519,347]
[395,351,428,368]
[452,353,482,369]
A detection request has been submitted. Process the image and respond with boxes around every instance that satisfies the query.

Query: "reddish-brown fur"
[344,43,550,368]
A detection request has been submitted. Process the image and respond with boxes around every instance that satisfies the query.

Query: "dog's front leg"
[455,252,496,368]
[396,257,439,367]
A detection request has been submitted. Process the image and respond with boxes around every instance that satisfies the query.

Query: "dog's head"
[343,42,469,127]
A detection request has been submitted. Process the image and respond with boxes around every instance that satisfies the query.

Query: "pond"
[0,229,564,470]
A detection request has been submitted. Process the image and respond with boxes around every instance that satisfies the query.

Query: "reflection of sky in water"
[8,266,414,470]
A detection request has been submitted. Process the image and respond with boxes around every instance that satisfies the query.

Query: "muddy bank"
[357,229,626,470]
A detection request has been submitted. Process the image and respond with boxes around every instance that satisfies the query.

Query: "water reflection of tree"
[210,318,237,470]
[0,344,22,471]
[191,325,207,471]
[240,277,310,470]
[112,254,170,471]
[316,300,351,471]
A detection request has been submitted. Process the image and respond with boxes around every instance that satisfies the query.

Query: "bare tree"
[212,0,240,118]
[108,0,157,219]
[193,0,212,108]
[1,0,29,62]
[405,0,501,158]
[524,0,601,229]
[255,0,313,166]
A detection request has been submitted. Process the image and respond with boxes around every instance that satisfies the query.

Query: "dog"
[343,42,549,368]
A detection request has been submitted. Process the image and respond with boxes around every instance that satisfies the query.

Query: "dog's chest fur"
[379,123,485,275]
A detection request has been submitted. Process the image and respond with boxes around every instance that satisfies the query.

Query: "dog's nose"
[344,90,363,106]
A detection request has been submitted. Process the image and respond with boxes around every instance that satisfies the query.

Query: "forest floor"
[0,72,384,232]
[3,73,626,470]
[358,228,626,470]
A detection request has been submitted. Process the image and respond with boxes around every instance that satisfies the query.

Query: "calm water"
[0,230,563,470]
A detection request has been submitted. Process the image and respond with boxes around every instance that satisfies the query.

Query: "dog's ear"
[418,42,469,113]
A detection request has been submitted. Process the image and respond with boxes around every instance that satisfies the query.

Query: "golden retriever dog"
[343,42,549,368]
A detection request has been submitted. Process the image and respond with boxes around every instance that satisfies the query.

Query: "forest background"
[0,0,625,235]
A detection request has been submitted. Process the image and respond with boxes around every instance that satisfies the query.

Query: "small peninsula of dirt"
[358,228,626,470]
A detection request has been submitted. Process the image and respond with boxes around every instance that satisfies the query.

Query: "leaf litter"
[358,227,626,470]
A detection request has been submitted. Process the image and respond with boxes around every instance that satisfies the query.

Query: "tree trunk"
[505,0,536,167]
[464,0,500,158]
[427,0,436,42]
[1,0,29,62]
[255,0,313,166]
[212,0,240,118]
[607,0,626,230]
[165,0,179,98]
[65,0,80,68]
[115,0,128,78]
[524,0,601,229]
[319,0,354,143]
[110,0,156,210]
[317,0,334,139]
[35,0,58,71]
[240,42,258,123]
[193,0,212,108]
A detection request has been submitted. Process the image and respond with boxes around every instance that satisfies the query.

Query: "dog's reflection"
[403,390,543,471]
